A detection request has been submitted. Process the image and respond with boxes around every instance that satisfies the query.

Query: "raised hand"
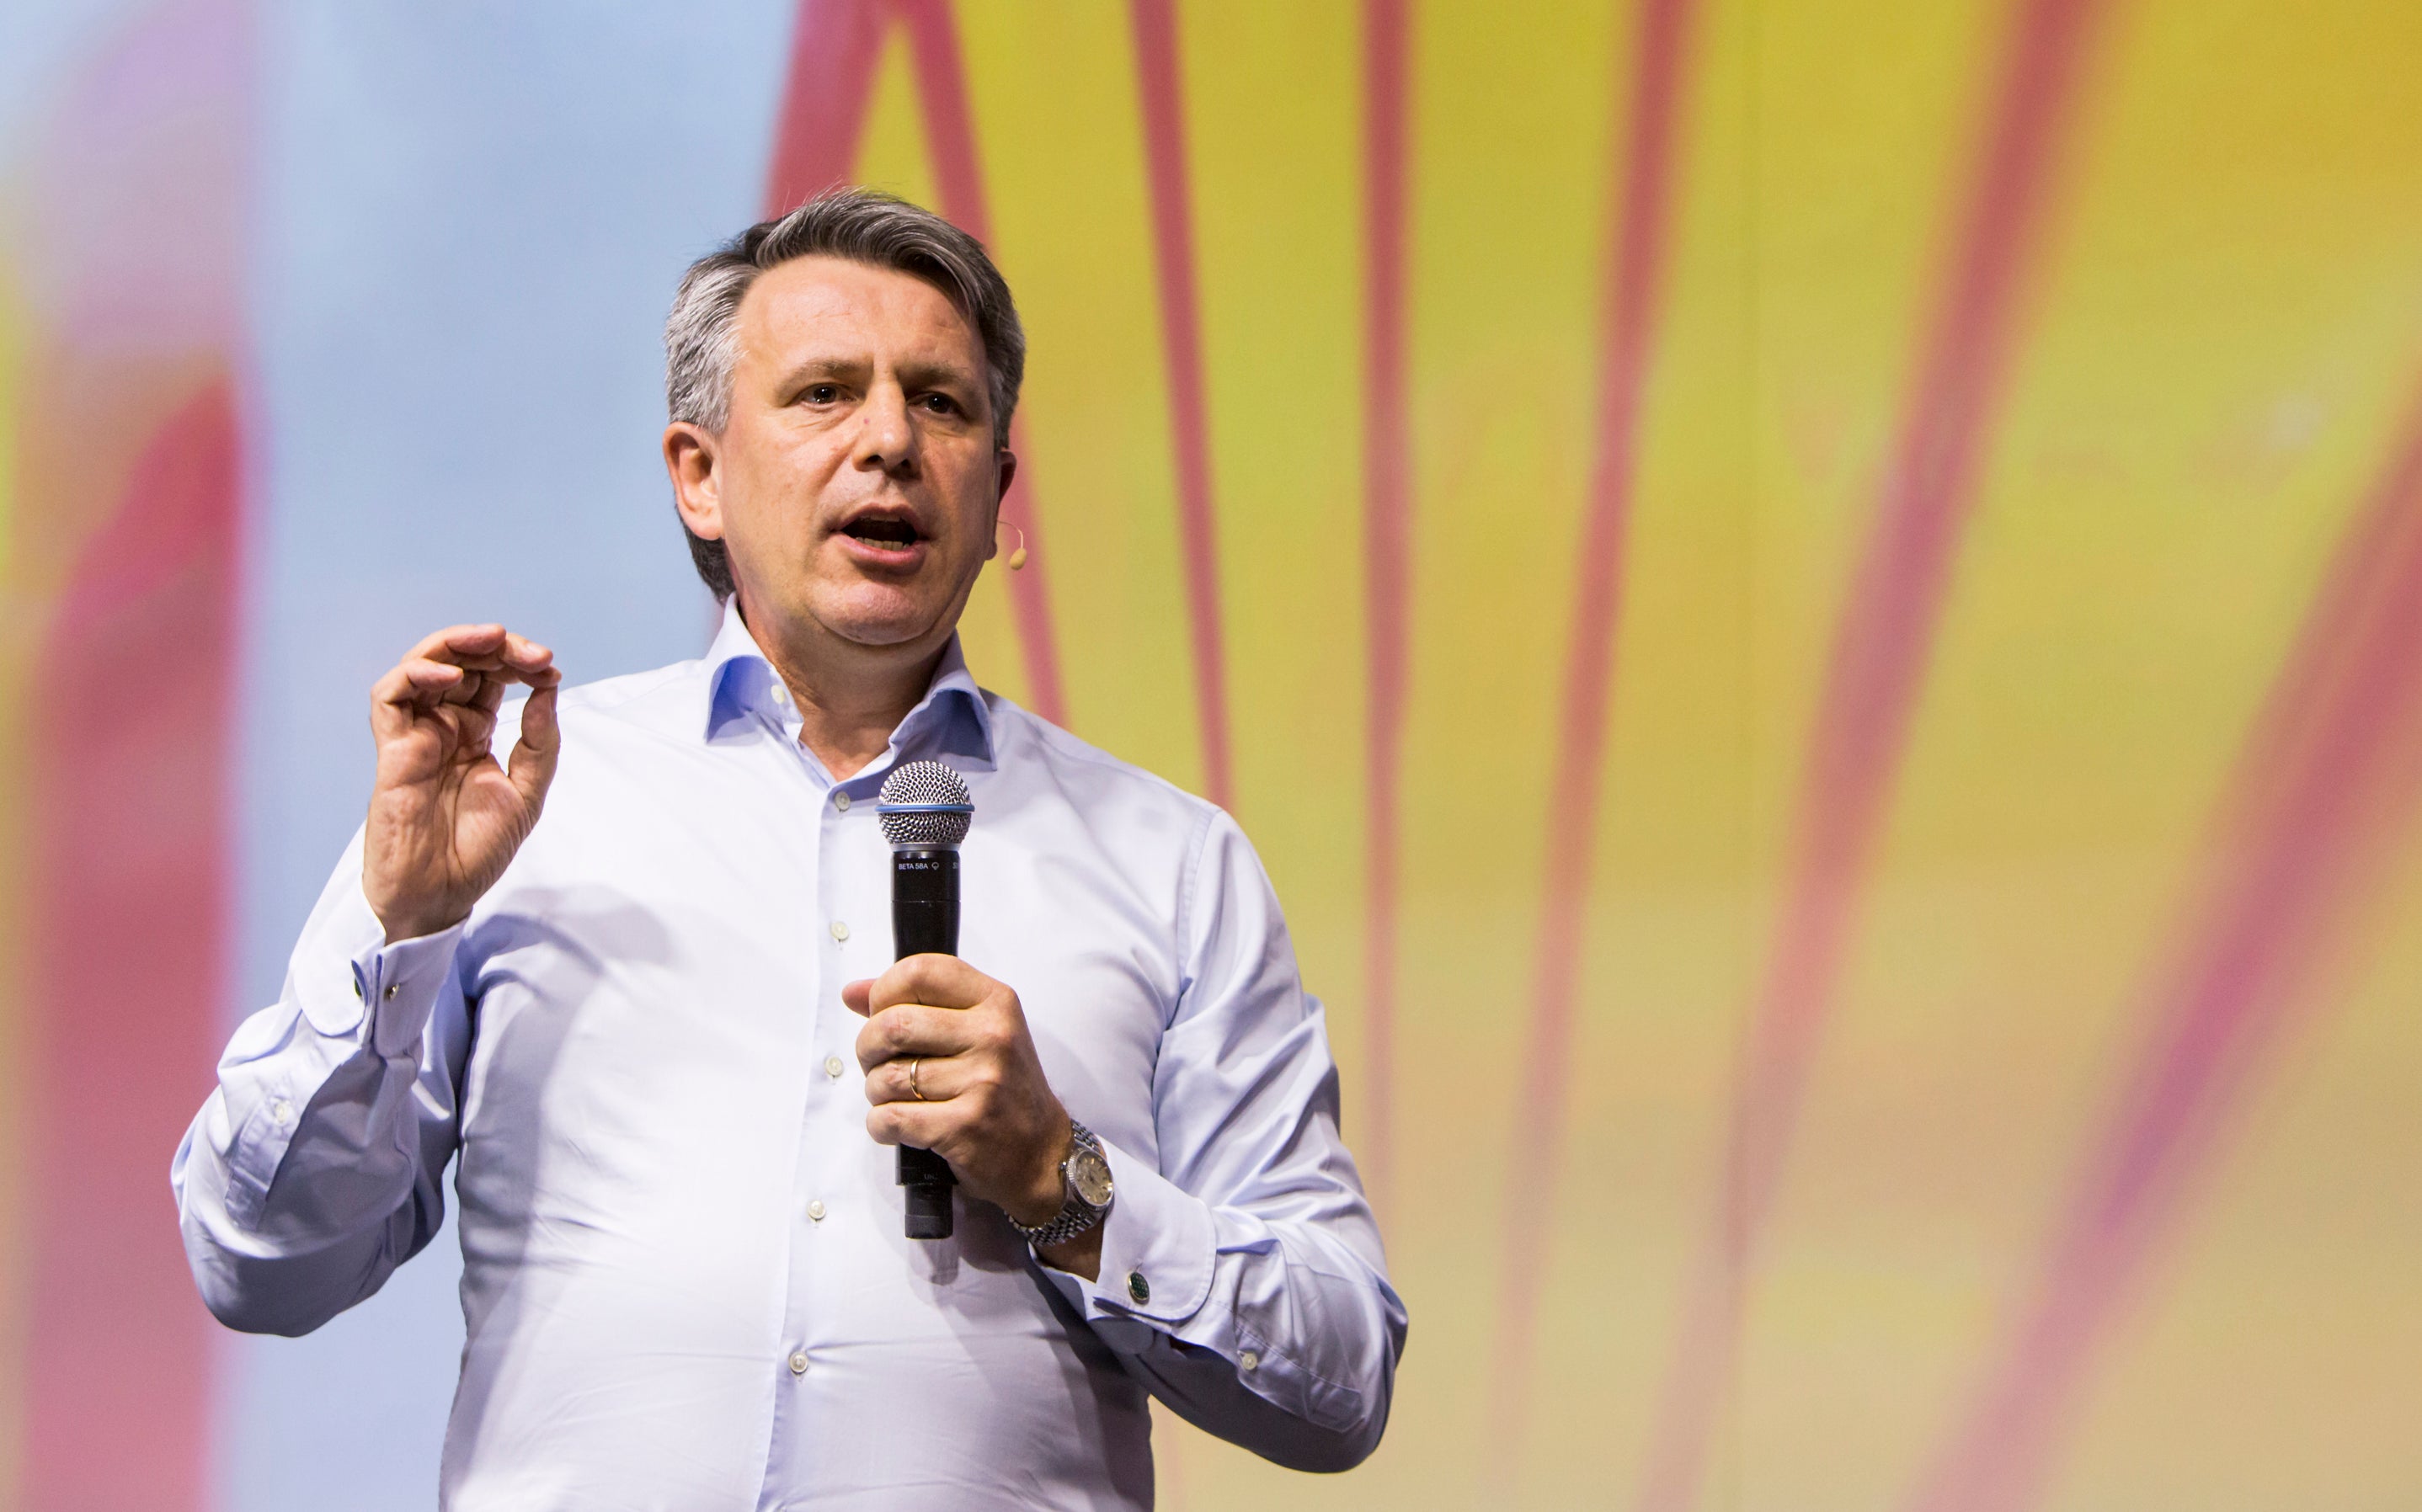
[363,624,563,943]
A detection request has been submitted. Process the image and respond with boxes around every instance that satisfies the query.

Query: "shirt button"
[383,982,399,1000]
[829,919,850,942]
[1240,1350,1261,1372]
[1127,1271,1151,1306]
[808,1200,827,1222]
[824,1055,846,1078]
[788,1351,808,1376]
[269,1099,292,1126]
[833,791,851,812]
[351,975,364,1000]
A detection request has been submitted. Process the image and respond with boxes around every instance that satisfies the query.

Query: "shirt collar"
[697,599,994,785]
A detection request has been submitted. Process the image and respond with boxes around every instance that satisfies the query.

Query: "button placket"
[778,749,871,1450]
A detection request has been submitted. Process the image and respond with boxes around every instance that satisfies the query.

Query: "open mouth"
[841,514,923,551]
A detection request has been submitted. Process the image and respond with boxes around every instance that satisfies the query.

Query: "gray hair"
[664,188,1027,599]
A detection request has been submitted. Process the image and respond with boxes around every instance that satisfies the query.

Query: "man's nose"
[852,383,918,475]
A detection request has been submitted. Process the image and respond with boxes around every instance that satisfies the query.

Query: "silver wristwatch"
[1011,1121,1114,1248]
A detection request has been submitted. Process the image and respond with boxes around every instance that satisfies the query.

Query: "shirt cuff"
[1043,1136,1218,1333]
[296,881,464,1058]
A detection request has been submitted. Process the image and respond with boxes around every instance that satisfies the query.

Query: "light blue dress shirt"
[173,604,1406,1510]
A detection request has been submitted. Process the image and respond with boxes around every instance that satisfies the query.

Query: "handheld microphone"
[876,760,974,1240]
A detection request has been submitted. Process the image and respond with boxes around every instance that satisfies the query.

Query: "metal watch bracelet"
[1011,1121,1112,1249]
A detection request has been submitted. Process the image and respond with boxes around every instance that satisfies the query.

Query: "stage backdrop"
[4,2,2419,1509]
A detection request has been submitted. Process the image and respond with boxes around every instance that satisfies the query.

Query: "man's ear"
[666,423,723,540]
[984,450,1020,562]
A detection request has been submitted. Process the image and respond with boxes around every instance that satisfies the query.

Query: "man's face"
[673,255,1011,659]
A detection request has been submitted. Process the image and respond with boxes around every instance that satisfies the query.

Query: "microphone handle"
[891,847,959,1239]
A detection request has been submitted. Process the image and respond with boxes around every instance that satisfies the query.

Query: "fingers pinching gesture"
[364,624,563,943]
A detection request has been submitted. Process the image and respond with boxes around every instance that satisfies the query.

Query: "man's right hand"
[364,624,563,943]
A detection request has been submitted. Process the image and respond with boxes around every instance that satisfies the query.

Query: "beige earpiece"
[1000,521,1028,571]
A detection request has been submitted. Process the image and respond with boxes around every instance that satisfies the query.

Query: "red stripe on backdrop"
[1128,0,1235,812]
[764,0,888,213]
[1900,382,2422,1512]
[1357,0,1411,1214]
[891,0,985,234]
[19,378,241,1511]
[1631,4,2108,1509]
[1483,0,1699,1483]
[892,0,1070,728]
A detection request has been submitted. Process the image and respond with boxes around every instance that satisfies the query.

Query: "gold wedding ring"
[907,1057,926,1101]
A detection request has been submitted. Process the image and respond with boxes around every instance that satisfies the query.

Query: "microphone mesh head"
[877,760,974,847]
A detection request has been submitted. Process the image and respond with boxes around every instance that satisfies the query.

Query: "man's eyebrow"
[773,354,870,386]
[895,355,984,393]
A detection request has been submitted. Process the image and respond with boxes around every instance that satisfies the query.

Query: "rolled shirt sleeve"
[171,831,469,1336]
[1039,811,1408,1472]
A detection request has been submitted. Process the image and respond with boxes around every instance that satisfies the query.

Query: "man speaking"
[173,189,1406,1509]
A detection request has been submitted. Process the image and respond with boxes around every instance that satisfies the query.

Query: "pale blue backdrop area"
[227,3,796,1506]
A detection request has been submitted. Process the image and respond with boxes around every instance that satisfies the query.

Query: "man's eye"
[918,393,961,416]
[803,384,840,404]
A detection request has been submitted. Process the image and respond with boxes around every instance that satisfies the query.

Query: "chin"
[813,593,947,649]
[835,621,938,650]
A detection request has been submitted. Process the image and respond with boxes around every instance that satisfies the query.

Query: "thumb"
[842,978,876,1016]
[507,682,562,811]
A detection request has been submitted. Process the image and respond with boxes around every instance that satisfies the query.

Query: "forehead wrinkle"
[736,259,986,395]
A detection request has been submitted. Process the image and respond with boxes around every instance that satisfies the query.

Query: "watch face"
[1070,1147,1114,1207]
